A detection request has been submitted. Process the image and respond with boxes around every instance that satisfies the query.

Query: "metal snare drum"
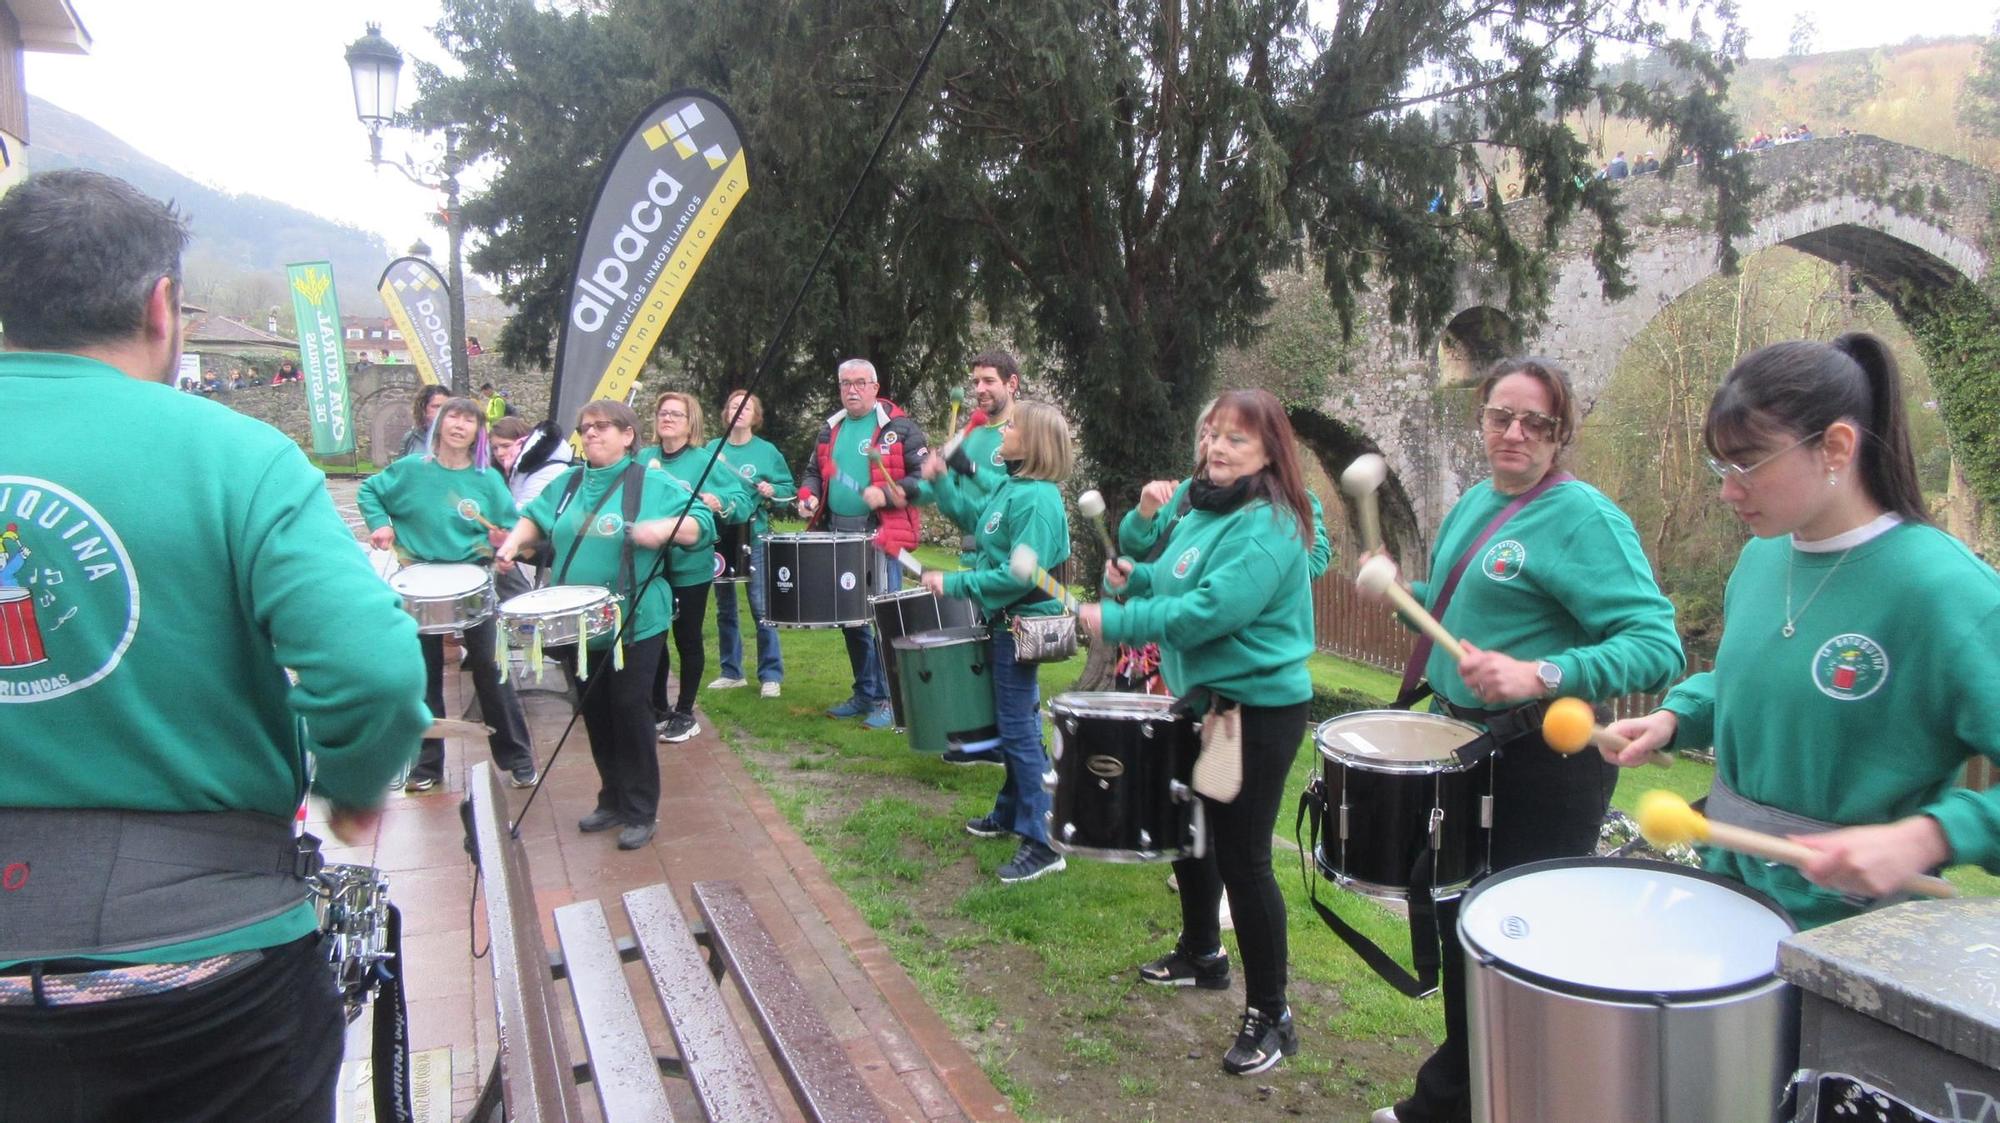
[1461,858,1797,1123]
[1311,709,1492,904]
[388,562,494,634]
[760,532,892,628]
[1046,692,1204,863]
[892,626,998,754]
[499,585,621,648]
[872,586,981,729]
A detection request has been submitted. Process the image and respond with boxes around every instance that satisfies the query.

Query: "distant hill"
[20,94,396,314]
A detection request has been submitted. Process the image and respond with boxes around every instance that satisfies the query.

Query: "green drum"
[891,626,1000,755]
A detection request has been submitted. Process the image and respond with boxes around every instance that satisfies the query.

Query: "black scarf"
[1188,474,1256,514]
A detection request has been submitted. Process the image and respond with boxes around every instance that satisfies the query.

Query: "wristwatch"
[1535,660,1563,697]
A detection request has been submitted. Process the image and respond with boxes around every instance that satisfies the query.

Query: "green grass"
[686,577,1995,1117]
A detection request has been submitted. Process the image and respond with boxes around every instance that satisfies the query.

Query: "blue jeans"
[715,537,784,683]
[841,567,894,705]
[986,627,1051,845]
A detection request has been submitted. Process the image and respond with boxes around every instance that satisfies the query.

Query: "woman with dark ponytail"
[1607,333,2000,929]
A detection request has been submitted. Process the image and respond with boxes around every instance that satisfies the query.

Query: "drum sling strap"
[549,462,647,603]
[1295,473,1572,999]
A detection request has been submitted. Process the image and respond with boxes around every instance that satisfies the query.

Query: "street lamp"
[343,22,469,396]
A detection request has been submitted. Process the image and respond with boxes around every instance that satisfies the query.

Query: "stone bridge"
[1296,134,1997,558]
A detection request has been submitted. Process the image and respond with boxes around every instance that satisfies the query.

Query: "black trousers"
[414,616,535,781]
[0,934,344,1123]
[1396,737,1618,1122]
[650,582,712,720]
[562,633,665,826]
[1171,700,1309,1018]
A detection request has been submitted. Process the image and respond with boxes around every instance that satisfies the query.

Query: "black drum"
[759,532,893,628]
[1310,709,1491,903]
[872,587,981,730]
[712,522,753,584]
[1045,692,1204,863]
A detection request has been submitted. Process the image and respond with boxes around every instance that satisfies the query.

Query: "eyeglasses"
[1704,433,1818,485]
[577,420,623,435]
[837,378,876,389]
[1479,406,1560,441]
[657,409,688,420]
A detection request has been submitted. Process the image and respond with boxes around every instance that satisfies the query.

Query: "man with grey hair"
[796,357,930,729]
[0,169,429,1121]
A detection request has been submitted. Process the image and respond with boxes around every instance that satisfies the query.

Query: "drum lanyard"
[549,462,646,597]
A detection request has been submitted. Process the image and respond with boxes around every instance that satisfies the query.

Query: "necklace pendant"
[1782,622,1795,638]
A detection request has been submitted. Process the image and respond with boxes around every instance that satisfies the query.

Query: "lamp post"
[344,22,469,396]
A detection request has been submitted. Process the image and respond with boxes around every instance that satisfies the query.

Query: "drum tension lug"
[1480,794,1494,830]
[1428,806,1445,849]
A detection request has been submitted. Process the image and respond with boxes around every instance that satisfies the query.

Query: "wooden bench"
[462,761,887,1123]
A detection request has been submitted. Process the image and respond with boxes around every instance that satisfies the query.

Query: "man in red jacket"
[796,358,930,729]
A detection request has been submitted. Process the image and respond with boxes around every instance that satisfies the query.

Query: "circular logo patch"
[1173,547,1200,579]
[1812,634,1889,701]
[1482,539,1527,582]
[879,432,898,447]
[840,571,856,591]
[0,478,141,703]
[777,566,792,583]
[855,437,874,454]
[983,511,1003,535]
[711,552,728,580]
[990,449,1005,468]
[455,497,483,523]
[739,463,757,479]
[593,513,624,538]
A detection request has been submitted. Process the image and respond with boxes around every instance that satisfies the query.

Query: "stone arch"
[1288,406,1424,562]
[1437,305,1519,388]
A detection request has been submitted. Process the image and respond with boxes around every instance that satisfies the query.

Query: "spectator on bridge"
[1606,151,1630,180]
[1638,151,1660,174]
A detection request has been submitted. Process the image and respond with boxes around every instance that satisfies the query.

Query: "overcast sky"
[25,0,1998,284]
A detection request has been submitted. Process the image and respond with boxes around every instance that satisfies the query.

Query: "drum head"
[1050,692,1178,720]
[389,563,488,596]
[501,585,611,615]
[891,625,988,651]
[1459,858,1795,1001]
[1316,709,1484,773]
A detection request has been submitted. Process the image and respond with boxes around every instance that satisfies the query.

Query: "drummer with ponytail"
[1606,333,2000,928]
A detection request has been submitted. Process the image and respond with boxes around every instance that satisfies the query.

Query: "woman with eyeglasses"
[1365,357,1682,1123]
[495,401,714,850]
[638,391,743,744]
[1603,334,1998,928]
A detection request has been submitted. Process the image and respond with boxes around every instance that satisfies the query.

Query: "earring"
[1828,472,1838,488]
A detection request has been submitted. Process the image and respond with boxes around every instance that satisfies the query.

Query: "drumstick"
[896,550,925,578]
[1075,490,1118,562]
[1008,545,1077,612]
[1636,790,1957,900]
[424,718,493,740]
[866,445,907,505]
[946,385,965,438]
[1356,555,1467,661]
[937,409,990,465]
[1542,697,1671,768]
[1340,454,1388,552]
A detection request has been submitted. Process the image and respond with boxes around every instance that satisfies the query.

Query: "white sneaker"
[707,676,748,689]
[1370,1108,1401,1123]
[760,681,781,698]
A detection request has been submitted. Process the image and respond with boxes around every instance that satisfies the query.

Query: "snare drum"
[388,562,495,634]
[1310,709,1491,904]
[311,863,393,1025]
[872,586,981,729]
[761,532,892,628]
[499,585,622,649]
[1461,858,1797,1123]
[713,522,753,584]
[1046,692,1204,863]
[892,627,999,754]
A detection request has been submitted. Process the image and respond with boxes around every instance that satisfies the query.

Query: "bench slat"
[468,762,587,1122]
[624,884,785,1123]
[551,899,681,1123]
[692,880,887,1123]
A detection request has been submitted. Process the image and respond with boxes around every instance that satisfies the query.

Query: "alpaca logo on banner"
[0,478,140,703]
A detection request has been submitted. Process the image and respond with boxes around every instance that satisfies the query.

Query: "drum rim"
[1315,709,1487,773]
[389,562,492,594]
[868,586,949,605]
[501,585,619,614]
[1311,849,1475,905]
[761,531,872,543]
[1050,690,1182,720]
[1458,856,1796,1003]
[891,625,990,649]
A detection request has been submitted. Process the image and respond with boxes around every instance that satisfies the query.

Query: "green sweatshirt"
[704,435,794,535]
[1411,478,1682,710]
[636,446,725,586]
[930,466,1070,619]
[912,419,1009,564]
[356,455,517,564]
[827,414,879,517]
[523,458,709,643]
[1117,478,1333,580]
[1660,522,2000,928]
[0,351,429,963]
[1100,497,1314,707]
[641,442,752,526]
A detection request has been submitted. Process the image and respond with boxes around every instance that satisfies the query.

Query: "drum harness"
[547,460,649,597]
[1294,472,1571,999]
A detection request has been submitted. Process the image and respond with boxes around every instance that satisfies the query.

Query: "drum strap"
[370,903,415,1123]
[553,463,646,602]
[1293,781,1444,999]
[1704,775,1842,837]
[1395,473,1573,709]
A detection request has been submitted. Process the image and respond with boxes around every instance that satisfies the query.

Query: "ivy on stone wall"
[1909,281,2000,509]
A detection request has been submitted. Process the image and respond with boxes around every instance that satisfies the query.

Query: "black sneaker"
[997,841,1065,884]
[657,712,699,743]
[964,815,1009,839]
[940,748,1004,767]
[508,765,539,789]
[404,775,439,793]
[1138,945,1231,990]
[1221,1007,1297,1076]
[617,821,656,850]
[578,808,621,833]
